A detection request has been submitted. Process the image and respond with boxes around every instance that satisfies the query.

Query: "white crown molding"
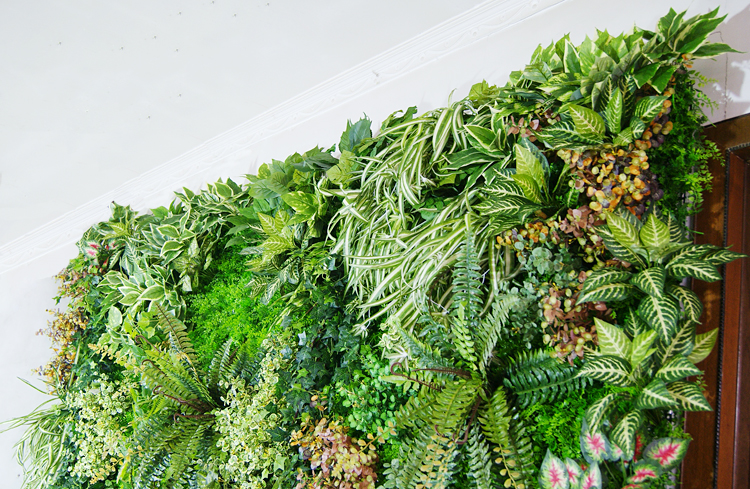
[0,0,566,275]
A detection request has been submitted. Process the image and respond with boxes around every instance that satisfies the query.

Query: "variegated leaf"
[539,450,569,489]
[604,88,623,134]
[655,355,702,383]
[627,461,663,485]
[643,437,690,470]
[688,328,719,364]
[577,283,638,305]
[666,381,712,412]
[512,173,543,203]
[609,442,624,462]
[564,458,582,487]
[594,318,631,359]
[667,258,722,282]
[624,307,648,338]
[634,96,668,123]
[569,104,606,136]
[666,285,703,323]
[671,243,716,261]
[475,194,536,216]
[580,418,612,464]
[658,318,695,365]
[630,329,657,366]
[606,213,641,248]
[666,213,686,242]
[581,268,634,295]
[515,143,545,186]
[597,225,647,268]
[610,409,644,460]
[630,266,666,297]
[635,378,675,410]
[579,355,633,387]
[578,462,602,489]
[585,393,622,430]
[638,295,680,344]
[639,213,670,250]
[705,248,747,266]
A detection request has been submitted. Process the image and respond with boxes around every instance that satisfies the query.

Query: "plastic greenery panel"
[6,7,747,489]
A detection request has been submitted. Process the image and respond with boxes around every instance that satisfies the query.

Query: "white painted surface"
[0,0,748,486]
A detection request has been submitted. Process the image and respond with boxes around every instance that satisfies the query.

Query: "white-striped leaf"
[656,355,702,383]
[635,378,675,410]
[597,225,648,268]
[634,96,668,123]
[606,213,641,248]
[631,266,666,297]
[705,248,747,265]
[585,393,622,430]
[475,194,535,216]
[667,213,686,241]
[658,319,695,365]
[581,269,634,295]
[624,307,649,338]
[666,285,703,323]
[610,409,644,460]
[671,243,716,261]
[465,124,498,153]
[515,143,545,185]
[579,355,633,387]
[604,88,623,134]
[667,258,722,282]
[630,330,657,366]
[577,283,638,305]
[687,328,719,364]
[482,177,525,198]
[639,213,670,250]
[569,104,606,136]
[539,450,569,489]
[638,295,680,344]
[512,173,543,203]
[594,318,632,359]
[666,381,712,412]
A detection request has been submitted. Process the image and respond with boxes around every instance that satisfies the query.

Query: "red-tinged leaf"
[643,437,689,470]
[539,450,569,489]
[580,420,611,464]
[579,463,602,489]
[564,458,581,485]
[627,461,662,484]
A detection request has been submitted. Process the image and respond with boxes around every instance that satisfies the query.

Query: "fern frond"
[502,349,589,409]
[396,387,441,430]
[430,378,481,435]
[228,343,266,386]
[381,427,458,489]
[467,423,494,489]
[450,225,484,364]
[154,303,196,363]
[206,339,235,395]
[396,323,454,373]
[476,294,519,374]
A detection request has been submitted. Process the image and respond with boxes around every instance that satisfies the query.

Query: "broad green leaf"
[666,381,712,412]
[585,393,621,430]
[539,450,569,489]
[667,258,722,282]
[577,283,638,305]
[650,66,677,93]
[581,269,634,295]
[632,63,659,88]
[604,89,623,134]
[514,143,545,185]
[639,213,670,250]
[630,330,658,366]
[671,243,716,261]
[606,213,640,248]
[466,125,498,152]
[157,224,181,239]
[666,285,703,323]
[610,409,643,460]
[214,181,233,199]
[120,291,140,306]
[563,39,581,75]
[262,234,295,255]
[257,213,277,236]
[579,355,633,387]
[693,42,741,58]
[569,104,606,136]
[327,150,358,186]
[139,285,165,301]
[643,437,690,470]
[161,240,183,254]
[594,318,632,359]
[638,295,680,344]
[666,213,686,241]
[339,118,372,153]
[631,266,666,297]
[281,191,317,222]
[688,328,719,364]
[656,355,702,383]
[108,306,123,328]
[512,173,543,203]
[635,378,675,410]
[598,225,648,268]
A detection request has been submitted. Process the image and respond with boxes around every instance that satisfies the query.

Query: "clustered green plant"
[5,7,745,489]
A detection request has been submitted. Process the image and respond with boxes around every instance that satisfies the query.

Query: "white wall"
[1,0,748,486]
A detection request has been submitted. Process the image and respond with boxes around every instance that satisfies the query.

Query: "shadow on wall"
[696,5,750,122]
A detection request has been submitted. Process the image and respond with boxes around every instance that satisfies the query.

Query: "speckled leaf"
[579,355,633,387]
[635,378,675,410]
[643,437,690,470]
[638,295,680,344]
[688,328,719,364]
[539,450,569,489]
[580,269,634,296]
[594,318,632,359]
[666,285,703,323]
[656,355,702,383]
[631,266,666,297]
[666,381,712,412]
[639,213,670,250]
[611,410,644,460]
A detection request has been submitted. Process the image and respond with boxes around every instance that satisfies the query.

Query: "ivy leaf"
[630,266,666,297]
[643,437,690,470]
[666,285,703,323]
[667,258,722,282]
[656,355,702,383]
[687,328,719,364]
[635,378,675,410]
[568,104,606,137]
[604,89,623,134]
[594,318,632,359]
[639,213,670,250]
[610,409,643,460]
[605,213,641,248]
[577,283,637,305]
[579,355,633,387]
[666,381,712,412]
[630,329,658,366]
[580,269,634,295]
[638,295,680,344]
[539,450,569,489]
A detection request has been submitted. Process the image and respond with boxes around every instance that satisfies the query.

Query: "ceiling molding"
[0,0,566,275]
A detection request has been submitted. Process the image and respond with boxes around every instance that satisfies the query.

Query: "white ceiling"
[0,0,484,245]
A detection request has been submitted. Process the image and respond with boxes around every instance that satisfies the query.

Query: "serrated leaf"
[639,213,670,250]
[569,104,605,136]
[667,258,722,282]
[635,378,675,410]
[579,355,633,387]
[606,213,641,248]
[610,409,643,460]
[666,381,712,412]
[638,295,680,344]
[604,89,623,134]
[666,285,703,323]
[512,173,543,204]
[631,266,666,297]
[656,355,702,383]
[688,328,719,364]
[578,462,602,489]
[643,437,690,470]
[627,460,663,484]
[581,269,634,295]
[630,330,658,366]
[585,393,621,430]
[539,450,569,489]
[594,318,632,359]
[580,418,612,464]
[634,96,667,123]
[577,283,637,305]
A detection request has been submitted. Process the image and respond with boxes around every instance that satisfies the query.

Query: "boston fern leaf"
[381,427,458,489]
[467,424,495,489]
[476,294,520,374]
[154,302,196,363]
[431,378,482,435]
[502,349,590,409]
[450,224,484,364]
